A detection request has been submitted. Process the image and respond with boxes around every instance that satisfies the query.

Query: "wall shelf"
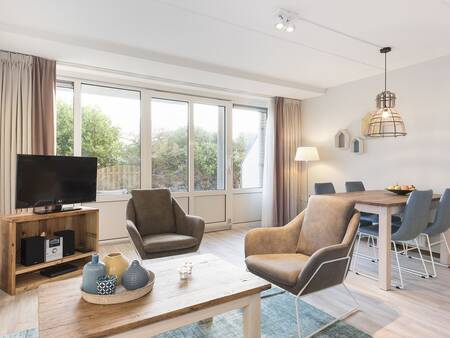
[335,129,350,149]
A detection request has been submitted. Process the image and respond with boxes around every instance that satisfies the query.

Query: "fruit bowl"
[386,189,414,196]
[386,185,416,196]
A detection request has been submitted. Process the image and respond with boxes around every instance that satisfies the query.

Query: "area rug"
[3,288,370,338]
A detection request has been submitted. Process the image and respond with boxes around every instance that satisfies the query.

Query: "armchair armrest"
[173,199,205,241]
[126,220,146,259]
[244,211,304,257]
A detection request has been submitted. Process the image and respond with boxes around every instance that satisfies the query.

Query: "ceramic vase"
[82,254,106,294]
[122,260,150,290]
[103,252,129,284]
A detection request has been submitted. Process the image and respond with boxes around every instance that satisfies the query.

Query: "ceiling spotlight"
[285,23,295,33]
[275,11,296,33]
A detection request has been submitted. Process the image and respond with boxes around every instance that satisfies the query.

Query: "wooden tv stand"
[0,207,99,295]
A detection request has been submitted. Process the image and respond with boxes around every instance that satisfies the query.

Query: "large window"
[81,84,141,194]
[56,82,74,156]
[193,103,225,191]
[151,98,188,192]
[232,106,267,189]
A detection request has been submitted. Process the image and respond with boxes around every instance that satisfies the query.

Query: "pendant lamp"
[367,47,407,137]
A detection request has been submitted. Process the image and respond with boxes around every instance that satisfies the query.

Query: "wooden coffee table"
[38,254,271,337]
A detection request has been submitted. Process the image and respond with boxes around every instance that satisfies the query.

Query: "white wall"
[302,55,450,195]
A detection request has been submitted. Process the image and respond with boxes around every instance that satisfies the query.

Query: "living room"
[1,1,450,337]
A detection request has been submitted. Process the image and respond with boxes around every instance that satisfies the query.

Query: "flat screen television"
[16,154,97,213]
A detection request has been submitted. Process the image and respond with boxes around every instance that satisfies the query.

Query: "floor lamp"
[295,147,320,205]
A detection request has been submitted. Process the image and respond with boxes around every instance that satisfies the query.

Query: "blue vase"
[82,254,106,294]
[122,260,150,290]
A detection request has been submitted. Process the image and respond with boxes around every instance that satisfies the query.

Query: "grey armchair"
[245,195,360,337]
[126,189,205,259]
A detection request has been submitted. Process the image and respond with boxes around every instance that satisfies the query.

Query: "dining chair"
[417,189,450,277]
[345,181,366,192]
[353,190,433,288]
[314,182,336,195]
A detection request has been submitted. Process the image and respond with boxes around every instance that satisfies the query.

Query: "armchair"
[126,189,205,260]
[245,195,360,337]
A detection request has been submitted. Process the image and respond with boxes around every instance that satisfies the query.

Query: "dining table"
[333,190,445,290]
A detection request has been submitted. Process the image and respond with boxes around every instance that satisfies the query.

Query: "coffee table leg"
[243,294,261,338]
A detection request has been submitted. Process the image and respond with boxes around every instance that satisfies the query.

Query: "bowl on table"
[386,185,416,196]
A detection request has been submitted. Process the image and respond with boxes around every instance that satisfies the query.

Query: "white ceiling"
[1,0,450,98]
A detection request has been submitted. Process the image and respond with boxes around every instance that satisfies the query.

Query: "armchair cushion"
[246,253,310,286]
[142,233,198,253]
[131,189,176,236]
[297,195,355,256]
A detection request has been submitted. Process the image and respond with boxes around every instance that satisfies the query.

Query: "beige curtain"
[32,56,56,155]
[274,97,302,226]
[0,52,33,215]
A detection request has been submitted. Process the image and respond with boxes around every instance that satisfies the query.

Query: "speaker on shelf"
[54,230,75,256]
[21,236,45,266]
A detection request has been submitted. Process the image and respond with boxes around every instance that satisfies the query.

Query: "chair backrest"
[345,181,365,192]
[392,190,433,242]
[297,195,355,256]
[314,182,336,195]
[425,189,450,235]
[128,189,176,236]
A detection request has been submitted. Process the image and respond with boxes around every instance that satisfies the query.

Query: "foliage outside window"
[56,83,74,156]
[151,98,188,192]
[232,106,267,189]
[80,84,141,194]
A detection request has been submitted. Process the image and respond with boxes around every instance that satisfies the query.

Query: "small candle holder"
[178,266,189,280]
[184,261,193,274]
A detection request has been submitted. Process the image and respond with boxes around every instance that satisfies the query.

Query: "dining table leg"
[440,230,450,266]
[378,206,392,290]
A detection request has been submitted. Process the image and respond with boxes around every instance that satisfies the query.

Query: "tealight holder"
[184,261,193,274]
[178,266,189,280]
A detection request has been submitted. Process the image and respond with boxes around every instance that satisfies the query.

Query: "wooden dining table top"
[332,190,441,207]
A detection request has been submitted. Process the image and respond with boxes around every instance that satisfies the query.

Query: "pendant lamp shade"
[367,47,407,137]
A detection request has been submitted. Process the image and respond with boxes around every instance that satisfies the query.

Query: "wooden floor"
[1,224,450,337]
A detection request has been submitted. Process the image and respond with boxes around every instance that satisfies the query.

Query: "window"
[56,82,74,156]
[232,106,267,189]
[193,103,225,191]
[151,98,188,192]
[81,84,141,194]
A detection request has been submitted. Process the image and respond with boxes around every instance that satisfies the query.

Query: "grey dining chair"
[418,189,450,277]
[353,190,433,288]
[345,181,366,192]
[314,182,336,195]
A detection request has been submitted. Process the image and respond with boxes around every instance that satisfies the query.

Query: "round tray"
[386,188,414,196]
[81,270,155,305]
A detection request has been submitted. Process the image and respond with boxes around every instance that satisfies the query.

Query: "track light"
[275,12,295,33]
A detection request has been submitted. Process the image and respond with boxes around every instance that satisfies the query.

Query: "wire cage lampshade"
[367,47,407,137]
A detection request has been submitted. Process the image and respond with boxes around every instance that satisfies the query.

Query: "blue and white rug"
[3,288,370,338]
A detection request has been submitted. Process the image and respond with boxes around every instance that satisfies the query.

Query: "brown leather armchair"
[126,189,205,259]
[245,195,360,336]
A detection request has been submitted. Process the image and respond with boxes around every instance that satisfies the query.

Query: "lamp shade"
[295,147,319,162]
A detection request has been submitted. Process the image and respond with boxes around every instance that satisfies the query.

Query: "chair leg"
[352,233,362,273]
[392,241,404,289]
[295,283,359,338]
[442,233,450,255]
[370,236,378,262]
[424,234,437,277]
[415,238,430,278]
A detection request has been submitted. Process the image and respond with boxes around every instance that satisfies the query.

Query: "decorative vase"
[103,252,129,284]
[122,260,150,290]
[96,275,117,295]
[82,254,106,294]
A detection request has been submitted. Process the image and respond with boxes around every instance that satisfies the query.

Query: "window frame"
[56,76,269,203]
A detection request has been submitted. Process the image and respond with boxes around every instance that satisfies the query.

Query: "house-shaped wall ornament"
[351,137,364,154]
[334,129,350,149]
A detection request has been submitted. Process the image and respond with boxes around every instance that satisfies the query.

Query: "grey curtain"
[0,52,33,215]
[274,97,302,226]
[32,56,56,155]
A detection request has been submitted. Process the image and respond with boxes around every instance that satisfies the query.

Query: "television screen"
[16,155,97,209]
